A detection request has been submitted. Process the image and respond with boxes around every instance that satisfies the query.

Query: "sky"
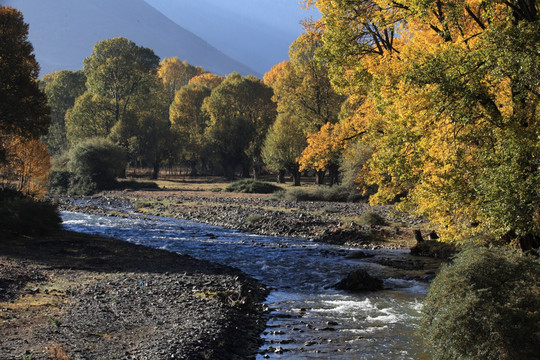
[144,0,320,74]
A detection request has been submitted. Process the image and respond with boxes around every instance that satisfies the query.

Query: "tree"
[40,70,86,155]
[158,57,206,104]
[188,73,224,90]
[0,6,50,162]
[114,76,175,179]
[83,37,160,126]
[169,84,212,175]
[265,23,344,185]
[288,21,343,133]
[262,114,306,185]
[202,73,276,179]
[65,92,116,144]
[298,122,343,185]
[307,0,540,244]
[0,136,50,198]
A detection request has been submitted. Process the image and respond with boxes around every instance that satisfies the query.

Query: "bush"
[245,214,263,226]
[271,185,364,202]
[67,138,127,195]
[225,179,282,194]
[0,190,61,236]
[48,170,72,194]
[421,246,540,360]
[357,211,388,226]
[116,179,159,191]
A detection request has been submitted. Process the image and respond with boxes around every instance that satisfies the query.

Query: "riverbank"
[0,230,267,360]
[56,178,429,250]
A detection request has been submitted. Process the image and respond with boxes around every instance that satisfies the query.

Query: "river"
[62,210,431,359]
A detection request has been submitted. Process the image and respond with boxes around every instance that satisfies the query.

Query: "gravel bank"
[0,231,268,360]
[57,190,427,249]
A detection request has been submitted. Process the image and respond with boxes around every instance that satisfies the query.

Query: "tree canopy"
[203,73,276,179]
[0,6,50,162]
[304,0,540,245]
[83,37,160,125]
[41,70,86,154]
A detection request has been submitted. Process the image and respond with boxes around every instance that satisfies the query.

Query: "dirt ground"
[0,230,267,360]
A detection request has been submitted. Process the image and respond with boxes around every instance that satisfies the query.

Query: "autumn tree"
[265,23,344,185]
[263,61,305,184]
[158,57,206,104]
[0,6,50,163]
[170,84,212,175]
[202,73,276,179]
[307,0,540,245]
[40,70,86,154]
[0,136,50,198]
[188,73,224,90]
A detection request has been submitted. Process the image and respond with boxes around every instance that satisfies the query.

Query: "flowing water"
[62,210,431,359]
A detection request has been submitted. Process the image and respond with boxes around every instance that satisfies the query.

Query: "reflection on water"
[62,211,431,359]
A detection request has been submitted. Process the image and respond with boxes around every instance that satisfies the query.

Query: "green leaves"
[422,246,540,359]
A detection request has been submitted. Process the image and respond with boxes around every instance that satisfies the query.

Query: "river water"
[62,211,431,359]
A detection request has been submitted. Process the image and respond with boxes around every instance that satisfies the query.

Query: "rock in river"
[332,269,384,292]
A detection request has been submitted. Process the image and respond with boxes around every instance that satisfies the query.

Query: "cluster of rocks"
[41,272,267,360]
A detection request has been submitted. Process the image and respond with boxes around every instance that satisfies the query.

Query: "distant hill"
[4,0,259,77]
[145,0,320,76]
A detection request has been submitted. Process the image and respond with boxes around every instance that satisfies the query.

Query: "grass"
[48,316,62,327]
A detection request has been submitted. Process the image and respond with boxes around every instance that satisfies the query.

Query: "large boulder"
[332,269,383,292]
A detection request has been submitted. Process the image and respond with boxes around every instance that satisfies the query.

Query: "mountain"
[3,0,259,77]
[145,0,320,75]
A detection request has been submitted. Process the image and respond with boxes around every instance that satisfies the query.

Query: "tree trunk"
[291,169,301,186]
[189,161,197,176]
[328,164,339,186]
[241,163,250,178]
[277,170,286,184]
[252,165,260,180]
[151,161,160,180]
[315,170,325,185]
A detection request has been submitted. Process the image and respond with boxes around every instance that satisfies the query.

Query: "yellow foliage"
[303,0,540,243]
[0,135,51,198]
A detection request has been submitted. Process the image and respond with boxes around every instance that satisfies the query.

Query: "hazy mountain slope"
[145,0,320,75]
[4,0,259,77]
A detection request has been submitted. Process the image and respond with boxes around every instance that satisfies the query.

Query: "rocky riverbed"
[56,189,428,250]
[0,231,267,360]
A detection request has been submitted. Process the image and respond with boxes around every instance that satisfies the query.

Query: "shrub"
[357,211,388,226]
[67,173,97,196]
[225,179,282,194]
[272,185,364,202]
[67,138,127,195]
[245,214,263,225]
[0,190,61,236]
[116,179,159,191]
[48,170,72,194]
[421,246,540,360]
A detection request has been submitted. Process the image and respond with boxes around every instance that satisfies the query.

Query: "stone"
[332,269,383,292]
